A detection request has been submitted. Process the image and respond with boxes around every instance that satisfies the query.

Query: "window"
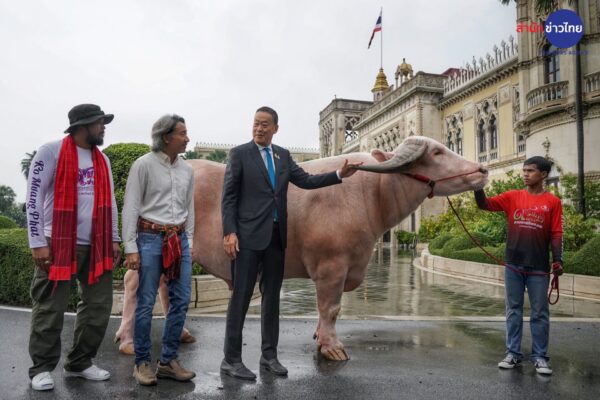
[545,44,560,84]
[446,131,454,151]
[478,120,486,153]
[489,115,498,150]
[456,129,463,155]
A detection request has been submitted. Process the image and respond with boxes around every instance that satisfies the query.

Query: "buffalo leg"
[115,269,137,355]
[115,271,193,355]
[314,266,349,361]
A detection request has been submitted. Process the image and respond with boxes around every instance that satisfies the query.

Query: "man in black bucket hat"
[64,103,114,133]
[25,103,121,391]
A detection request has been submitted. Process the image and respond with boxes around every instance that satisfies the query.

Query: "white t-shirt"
[26,139,120,248]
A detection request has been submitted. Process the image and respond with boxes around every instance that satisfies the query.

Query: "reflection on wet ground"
[247,245,600,318]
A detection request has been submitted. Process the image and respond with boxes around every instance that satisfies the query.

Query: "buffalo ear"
[371,149,393,163]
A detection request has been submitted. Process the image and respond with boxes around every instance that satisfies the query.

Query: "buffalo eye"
[433,149,443,156]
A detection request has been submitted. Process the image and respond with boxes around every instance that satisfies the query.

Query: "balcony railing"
[341,137,360,154]
[526,81,568,113]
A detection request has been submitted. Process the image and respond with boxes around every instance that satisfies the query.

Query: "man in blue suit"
[220,106,361,380]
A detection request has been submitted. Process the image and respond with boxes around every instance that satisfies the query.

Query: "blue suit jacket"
[221,140,341,250]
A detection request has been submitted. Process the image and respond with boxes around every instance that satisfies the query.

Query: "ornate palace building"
[319,0,600,240]
[193,142,319,163]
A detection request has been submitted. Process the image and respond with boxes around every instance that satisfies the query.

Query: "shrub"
[562,206,598,251]
[428,233,454,251]
[103,143,151,211]
[567,235,600,276]
[0,229,79,308]
[0,229,33,305]
[442,232,494,252]
[395,230,416,245]
[0,215,17,229]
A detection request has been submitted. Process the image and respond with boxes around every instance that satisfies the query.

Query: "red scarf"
[49,135,113,285]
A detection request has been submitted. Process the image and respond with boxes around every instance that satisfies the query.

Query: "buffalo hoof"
[118,342,135,356]
[319,344,350,361]
[180,329,196,344]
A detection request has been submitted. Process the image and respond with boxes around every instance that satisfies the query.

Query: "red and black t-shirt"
[483,190,563,271]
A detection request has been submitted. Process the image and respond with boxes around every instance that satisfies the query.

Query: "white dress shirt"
[121,151,195,254]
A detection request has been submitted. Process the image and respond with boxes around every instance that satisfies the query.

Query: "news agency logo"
[517,9,584,49]
[544,9,583,48]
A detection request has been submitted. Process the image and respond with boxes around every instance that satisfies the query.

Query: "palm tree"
[501,0,585,217]
[500,0,560,14]
[21,151,37,180]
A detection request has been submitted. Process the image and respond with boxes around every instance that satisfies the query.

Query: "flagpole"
[380,7,383,69]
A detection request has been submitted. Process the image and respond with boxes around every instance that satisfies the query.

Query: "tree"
[205,149,228,164]
[0,185,16,215]
[103,143,151,211]
[21,151,37,180]
[184,150,201,160]
[499,0,566,14]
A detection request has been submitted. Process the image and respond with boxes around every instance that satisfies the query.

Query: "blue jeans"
[504,264,550,361]
[134,232,191,365]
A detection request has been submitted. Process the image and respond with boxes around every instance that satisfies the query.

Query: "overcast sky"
[0,0,515,201]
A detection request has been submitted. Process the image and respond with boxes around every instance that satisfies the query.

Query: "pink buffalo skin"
[188,136,488,360]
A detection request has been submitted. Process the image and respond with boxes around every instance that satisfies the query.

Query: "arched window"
[478,120,486,153]
[489,115,498,150]
[545,44,560,84]
[446,131,454,151]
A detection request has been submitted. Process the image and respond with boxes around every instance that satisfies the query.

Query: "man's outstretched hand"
[339,159,363,179]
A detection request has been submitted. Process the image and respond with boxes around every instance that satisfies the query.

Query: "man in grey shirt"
[122,114,196,386]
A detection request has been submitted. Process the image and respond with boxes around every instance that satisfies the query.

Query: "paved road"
[1,308,598,399]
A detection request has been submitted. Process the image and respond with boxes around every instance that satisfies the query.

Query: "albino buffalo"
[191,136,488,360]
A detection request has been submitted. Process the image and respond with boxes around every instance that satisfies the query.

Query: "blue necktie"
[263,148,278,221]
[263,148,276,190]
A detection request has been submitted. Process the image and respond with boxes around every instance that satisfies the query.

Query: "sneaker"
[534,358,553,375]
[64,364,110,381]
[133,362,157,386]
[498,354,522,369]
[156,359,196,382]
[31,372,54,391]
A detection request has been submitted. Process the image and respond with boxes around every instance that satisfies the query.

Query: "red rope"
[446,196,560,305]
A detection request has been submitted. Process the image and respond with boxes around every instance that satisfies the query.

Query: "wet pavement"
[2,246,600,399]
[247,247,600,319]
[1,309,599,399]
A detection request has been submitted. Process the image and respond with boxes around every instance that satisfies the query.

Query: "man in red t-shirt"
[474,156,563,375]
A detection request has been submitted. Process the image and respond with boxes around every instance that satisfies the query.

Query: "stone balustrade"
[526,81,568,113]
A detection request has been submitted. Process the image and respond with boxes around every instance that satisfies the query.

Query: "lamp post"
[574,0,586,218]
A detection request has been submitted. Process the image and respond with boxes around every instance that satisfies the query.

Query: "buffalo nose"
[479,167,488,174]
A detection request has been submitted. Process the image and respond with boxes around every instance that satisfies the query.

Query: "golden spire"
[371,68,390,93]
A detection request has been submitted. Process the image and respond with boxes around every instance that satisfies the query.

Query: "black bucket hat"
[64,104,114,133]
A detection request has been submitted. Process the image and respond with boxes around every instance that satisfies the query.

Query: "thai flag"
[368,11,382,49]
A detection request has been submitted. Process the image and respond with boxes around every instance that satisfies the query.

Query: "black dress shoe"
[259,356,288,376]
[220,359,256,381]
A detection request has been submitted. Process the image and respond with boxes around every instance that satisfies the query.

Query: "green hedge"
[568,235,600,276]
[0,229,206,306]
[0,229,80,309]
[0,215,17,229]
[442,232,494,252]
[0,229,34,305]
[429,233,454,251]
[429,240,600,276]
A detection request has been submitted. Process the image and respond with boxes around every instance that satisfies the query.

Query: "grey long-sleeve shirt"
[121,151,195,254]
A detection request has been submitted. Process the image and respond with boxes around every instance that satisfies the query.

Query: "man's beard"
[86,131,104,146]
